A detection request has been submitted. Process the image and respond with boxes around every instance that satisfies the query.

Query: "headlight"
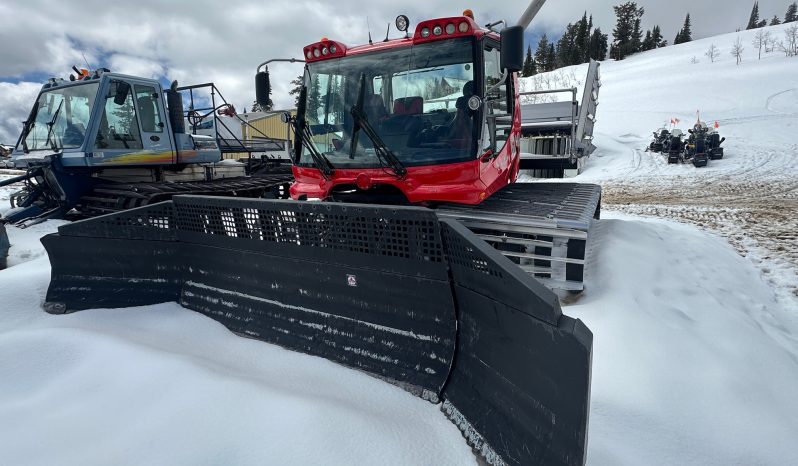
[432,25,443,36]
[420,27,430,38]
[395,15,409,32]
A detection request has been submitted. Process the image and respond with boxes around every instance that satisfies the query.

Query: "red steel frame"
[291,16,522,206]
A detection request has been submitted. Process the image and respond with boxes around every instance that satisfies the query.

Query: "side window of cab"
[95,81,143,150]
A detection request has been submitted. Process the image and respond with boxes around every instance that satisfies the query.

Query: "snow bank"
[571,212,798,465]
[0,224,477,466]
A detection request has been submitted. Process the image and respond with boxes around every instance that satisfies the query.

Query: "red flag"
[714,121,719,129]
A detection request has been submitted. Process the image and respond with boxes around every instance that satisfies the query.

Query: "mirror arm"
[485,70,509,97]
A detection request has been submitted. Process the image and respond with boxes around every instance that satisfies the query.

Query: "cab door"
[132,82,175,163]
[479,39,514,195]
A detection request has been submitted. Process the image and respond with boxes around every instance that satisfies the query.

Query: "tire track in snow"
[593,121,798,312]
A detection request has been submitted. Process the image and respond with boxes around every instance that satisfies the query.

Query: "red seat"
[393,97,423,115]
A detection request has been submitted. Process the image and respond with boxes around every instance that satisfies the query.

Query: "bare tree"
[752,29,765,59]
[690,56,700,64]
[764,30,774,52]
[776,25,798,56]
[705,43,720,62]
[787,24,798,56]
[731,37,745,65]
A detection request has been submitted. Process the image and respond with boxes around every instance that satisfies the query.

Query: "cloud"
[0,0,773,144]
[0,82,43,143]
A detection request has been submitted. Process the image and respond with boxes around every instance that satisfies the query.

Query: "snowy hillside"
[1,22,797,466]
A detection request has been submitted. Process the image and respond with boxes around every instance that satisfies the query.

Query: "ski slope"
[1,22,798,466]
[521,21,798,313]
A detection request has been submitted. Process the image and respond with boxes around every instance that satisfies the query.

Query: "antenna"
[383,22,391,42]
[81,52,93,72]
[367,17,373,45]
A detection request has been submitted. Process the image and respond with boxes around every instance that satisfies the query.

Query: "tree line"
[747,1,797,28]
[521,1,798,77]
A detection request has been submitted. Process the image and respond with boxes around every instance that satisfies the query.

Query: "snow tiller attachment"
[41,195,592,466]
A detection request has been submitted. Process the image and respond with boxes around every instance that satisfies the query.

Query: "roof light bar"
[303,39,347,63]
[413,16,478,43]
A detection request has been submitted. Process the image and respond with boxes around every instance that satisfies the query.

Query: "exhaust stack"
[517,0,547,29]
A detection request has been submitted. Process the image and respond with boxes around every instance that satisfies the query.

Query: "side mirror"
[113,81,131,106]
[255,71,271,110]
[500,26,524,72]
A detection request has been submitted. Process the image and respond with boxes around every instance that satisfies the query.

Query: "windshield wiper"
[349,74,406,178]
[291,85,334,179]
[44,99,64,153]
[19,101,40,154]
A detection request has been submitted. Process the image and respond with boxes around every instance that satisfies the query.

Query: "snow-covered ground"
[1,21,798,466]
[521,22,798,314]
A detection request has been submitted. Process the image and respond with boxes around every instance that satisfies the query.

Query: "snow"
[0,226,477,466]
[570,212,798,465]
[1,21,797,466]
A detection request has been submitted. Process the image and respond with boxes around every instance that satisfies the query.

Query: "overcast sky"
[0,0,789,144]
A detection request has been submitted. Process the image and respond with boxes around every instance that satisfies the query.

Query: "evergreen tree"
[611,2,645,60]
[575,12,590,63]
[674,13,692,44]
[522,45,536,77]
[747,2,761,29]
[547,44,556,71]
[651,25,666,47]
[589,28,609,60]
[631,18,643,52]
[770,15,781,25]
[288,75,304,108]
[786,2,798,23]
[584,15,594,61]
[534,34,551,72]
[306,76,321,122]
[556,23,580,68]
[642,30,653,51]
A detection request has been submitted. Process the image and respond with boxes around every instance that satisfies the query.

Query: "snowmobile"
[648,128,670,152]
[664,129,685,164]
[685,122,710,167]
[707,128,725,160]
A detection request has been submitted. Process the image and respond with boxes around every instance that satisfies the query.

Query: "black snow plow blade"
[41,195,592,466]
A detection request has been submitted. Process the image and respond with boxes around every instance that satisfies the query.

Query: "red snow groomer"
[42,2,594,465]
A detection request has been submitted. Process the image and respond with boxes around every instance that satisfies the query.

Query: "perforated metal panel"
[57,201,176,241]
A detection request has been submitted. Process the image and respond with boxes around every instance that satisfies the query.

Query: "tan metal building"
[223,110,296,159]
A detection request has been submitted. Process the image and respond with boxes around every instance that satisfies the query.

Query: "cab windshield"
[18,82,100,152]
[299,37,477,168]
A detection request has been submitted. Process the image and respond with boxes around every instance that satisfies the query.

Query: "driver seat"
[447,81,474,148]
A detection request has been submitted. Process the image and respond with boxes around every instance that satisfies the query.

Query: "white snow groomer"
[0,70,294,269]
